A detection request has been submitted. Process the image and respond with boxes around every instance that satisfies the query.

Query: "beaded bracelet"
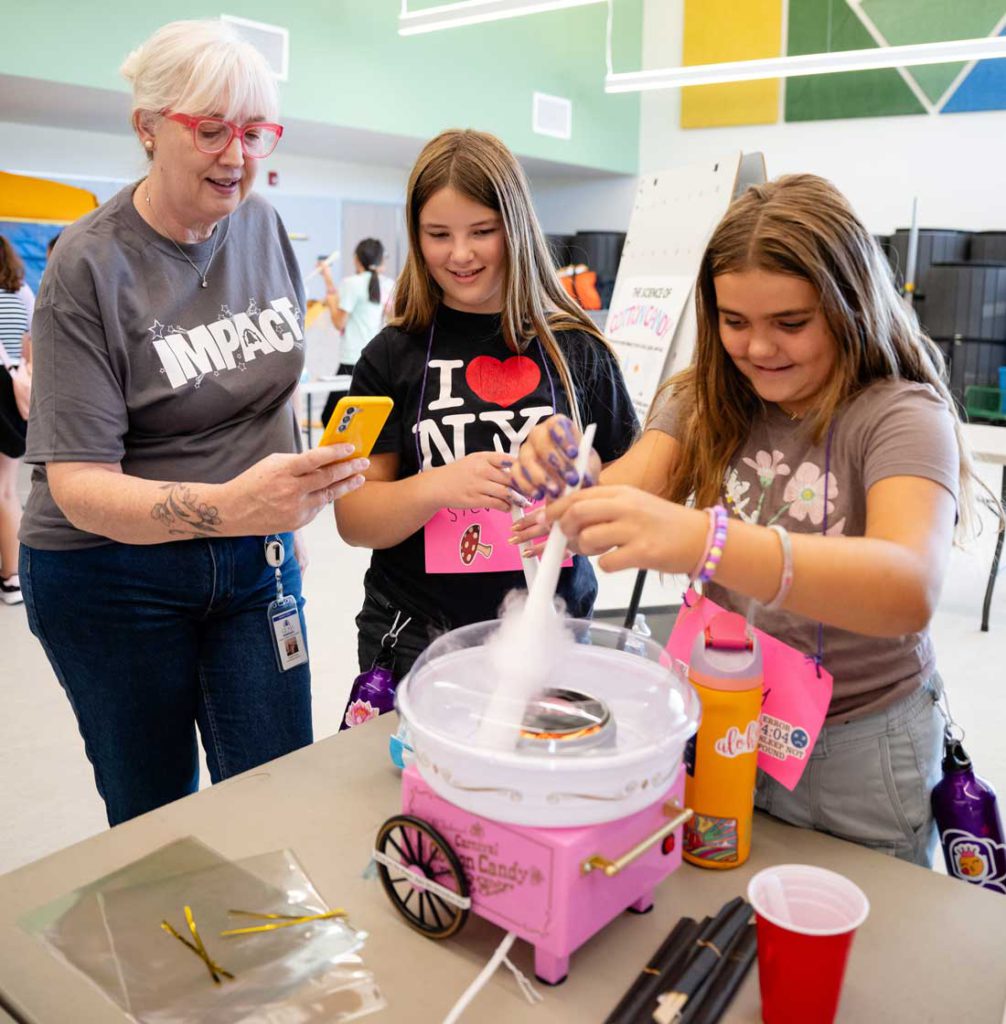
[689,506,717,581]
[765,524,793,611]
[692,504,729,585]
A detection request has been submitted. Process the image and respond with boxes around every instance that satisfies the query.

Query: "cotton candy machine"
[373,619,701,984]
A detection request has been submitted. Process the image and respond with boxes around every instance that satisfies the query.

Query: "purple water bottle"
[340,664,398,731]
[931,735,1006,895]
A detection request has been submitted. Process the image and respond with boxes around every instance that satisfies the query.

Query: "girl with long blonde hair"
[512,173,974,866]
[336,128,637,684]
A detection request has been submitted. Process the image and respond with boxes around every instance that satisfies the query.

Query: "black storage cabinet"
[571,230,627,308]
[922,263,1006,341]
[969,232,1006,264]
[545,233,576,269]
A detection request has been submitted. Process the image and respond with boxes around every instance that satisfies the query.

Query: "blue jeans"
[20,534,312,826]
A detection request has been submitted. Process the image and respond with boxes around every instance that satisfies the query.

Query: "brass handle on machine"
[581,802,693,877]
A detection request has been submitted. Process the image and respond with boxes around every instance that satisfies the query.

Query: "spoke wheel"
[376,814,470,939]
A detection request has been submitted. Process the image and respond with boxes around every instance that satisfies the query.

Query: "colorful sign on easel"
[606,274,693,421]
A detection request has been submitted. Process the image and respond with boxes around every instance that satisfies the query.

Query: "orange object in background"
[558,265,602,310]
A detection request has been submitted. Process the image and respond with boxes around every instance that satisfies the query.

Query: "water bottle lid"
[689,611,763,691]
[942,738,972,773]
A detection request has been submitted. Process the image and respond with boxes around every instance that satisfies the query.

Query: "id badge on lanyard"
[265,537,308,672]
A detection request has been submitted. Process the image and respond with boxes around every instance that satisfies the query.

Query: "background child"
[512,174,975,867]
[335,128,637,680]
[318,238,396,426]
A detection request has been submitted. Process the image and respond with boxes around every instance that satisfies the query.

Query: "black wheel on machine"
[375,814,470,939]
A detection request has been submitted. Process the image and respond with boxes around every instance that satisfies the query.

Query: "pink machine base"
[400,762,687,984]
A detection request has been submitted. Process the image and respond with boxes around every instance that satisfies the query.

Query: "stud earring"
[144,140,153,151]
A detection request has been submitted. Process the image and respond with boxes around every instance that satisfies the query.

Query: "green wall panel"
[785,0,925,121]
[1,0,641,174]
[860,0,1006,104]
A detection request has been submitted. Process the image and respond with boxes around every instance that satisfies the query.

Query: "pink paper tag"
[667,589,833,791]
[424,505,573,574]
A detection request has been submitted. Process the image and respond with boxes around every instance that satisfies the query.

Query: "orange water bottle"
[682,611,763,869]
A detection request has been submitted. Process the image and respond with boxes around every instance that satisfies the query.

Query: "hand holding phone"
[318,395,393,459]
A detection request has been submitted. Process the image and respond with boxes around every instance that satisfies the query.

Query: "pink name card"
[424,505,572,575]
[667,589,833,791]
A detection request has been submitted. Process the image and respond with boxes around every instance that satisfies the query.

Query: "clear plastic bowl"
[396,618,700,827]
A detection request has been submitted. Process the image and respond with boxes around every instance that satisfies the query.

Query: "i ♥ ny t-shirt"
[351,303,638,627]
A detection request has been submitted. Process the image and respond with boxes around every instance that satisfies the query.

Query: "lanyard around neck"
[412,315,558,471]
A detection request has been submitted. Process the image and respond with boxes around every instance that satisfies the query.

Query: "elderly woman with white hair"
[19,20,369,826]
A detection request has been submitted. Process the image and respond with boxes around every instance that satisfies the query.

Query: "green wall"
[2,0,642,174]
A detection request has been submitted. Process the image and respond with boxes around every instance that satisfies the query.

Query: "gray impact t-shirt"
[21,184,306,550]
[649,380,960,723]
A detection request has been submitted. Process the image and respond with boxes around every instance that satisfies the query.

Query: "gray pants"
[755,676,944,867]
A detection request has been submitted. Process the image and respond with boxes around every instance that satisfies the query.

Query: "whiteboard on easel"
[607,151,766,420]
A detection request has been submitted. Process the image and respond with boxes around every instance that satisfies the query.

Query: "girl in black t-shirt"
[336,128,637,687]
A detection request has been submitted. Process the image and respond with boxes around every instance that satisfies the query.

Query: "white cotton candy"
[475,426,596,751]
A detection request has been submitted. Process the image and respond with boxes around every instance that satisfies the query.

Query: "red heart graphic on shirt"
[465,355,541,408]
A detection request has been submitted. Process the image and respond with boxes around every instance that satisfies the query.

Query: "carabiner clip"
[380,610,413,650]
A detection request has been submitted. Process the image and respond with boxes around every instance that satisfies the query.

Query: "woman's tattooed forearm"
[151,484,222,536]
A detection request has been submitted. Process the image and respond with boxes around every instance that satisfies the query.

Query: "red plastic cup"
[748,864,869,1024]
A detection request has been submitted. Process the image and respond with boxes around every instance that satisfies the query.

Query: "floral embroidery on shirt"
[742,449,790,488]
[724,469,752,517]
[782,463,837,526]
[723,450,845,536]
[734,450,791,523]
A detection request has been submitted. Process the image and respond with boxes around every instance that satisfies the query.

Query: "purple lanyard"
[412,317,558,471]
[807,419,836,677]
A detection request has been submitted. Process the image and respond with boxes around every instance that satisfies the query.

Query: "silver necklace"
[144,181,218,288]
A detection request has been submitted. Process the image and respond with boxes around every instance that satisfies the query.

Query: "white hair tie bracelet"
[765,524,793,611]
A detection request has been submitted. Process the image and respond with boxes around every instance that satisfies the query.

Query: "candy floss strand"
[476,425,597,750]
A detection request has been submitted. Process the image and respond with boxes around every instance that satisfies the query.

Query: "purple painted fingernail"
[522,465,535,484]
[501,458,513,469]
[533,486,546,501]
[549,425,566,445]
[564,469,579,486]
[546,482,562,498]
[565,444,579,459]
[582,472,595,488]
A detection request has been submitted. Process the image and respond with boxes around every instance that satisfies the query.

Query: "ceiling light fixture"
[399,0,606,37]
[604,35,1006,93]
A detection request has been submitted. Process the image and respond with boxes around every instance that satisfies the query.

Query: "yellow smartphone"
[317,395,394,458]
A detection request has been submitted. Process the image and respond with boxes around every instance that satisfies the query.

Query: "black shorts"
[0,367,26,459]
[356,568,452,682]
[321,363,357,427]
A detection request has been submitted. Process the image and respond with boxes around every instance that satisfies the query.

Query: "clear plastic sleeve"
[25,840,385,1023]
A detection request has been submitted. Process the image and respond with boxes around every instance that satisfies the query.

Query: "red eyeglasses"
[163,111,284,158]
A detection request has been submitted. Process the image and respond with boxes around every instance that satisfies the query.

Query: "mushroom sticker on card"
[425,506,572,574]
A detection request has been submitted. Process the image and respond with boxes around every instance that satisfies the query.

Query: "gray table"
[2,716,1005,1023]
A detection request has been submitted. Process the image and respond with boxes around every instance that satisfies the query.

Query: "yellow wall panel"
[681,0,783,129]
[0,172,98,222]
